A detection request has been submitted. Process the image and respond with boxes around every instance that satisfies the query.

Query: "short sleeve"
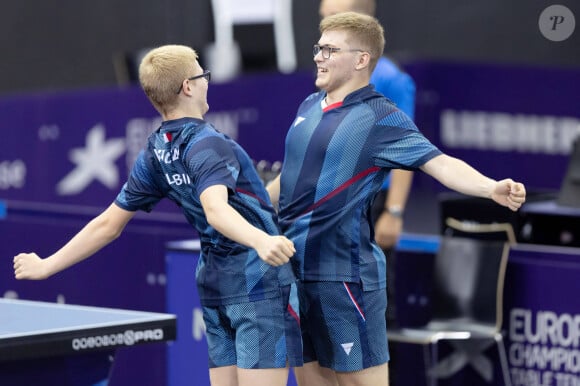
[185,135,240,196]
[115,150,164,212]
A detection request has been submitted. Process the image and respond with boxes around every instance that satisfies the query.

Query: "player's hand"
[13,253,49,280]
[374,213,402,249]
[255,235,295,267]
[491,179,527,211]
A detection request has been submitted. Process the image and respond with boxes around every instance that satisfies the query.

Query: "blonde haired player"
[14,45,302,386]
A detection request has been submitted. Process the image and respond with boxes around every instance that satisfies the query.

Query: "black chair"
[388,218,514,386]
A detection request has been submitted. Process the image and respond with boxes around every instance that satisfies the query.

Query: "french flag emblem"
[164,132,172,143]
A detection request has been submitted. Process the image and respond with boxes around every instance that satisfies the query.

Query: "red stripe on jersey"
[236,188,268,206]
[287,304,300,325]
[298,166,380,217]
[343,282,365,321]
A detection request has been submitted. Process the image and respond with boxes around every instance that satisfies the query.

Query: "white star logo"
[57,124,126,195]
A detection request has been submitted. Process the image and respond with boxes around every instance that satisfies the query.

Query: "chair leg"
[422,343,438,386]
[495,335,512,386]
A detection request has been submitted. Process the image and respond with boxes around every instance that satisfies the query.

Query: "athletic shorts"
[202,283,303,369]
[299,281,390,371]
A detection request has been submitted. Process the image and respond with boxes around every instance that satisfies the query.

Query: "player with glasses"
[317,2,418,385]
[14,44,302,386]
[268,11,526,386]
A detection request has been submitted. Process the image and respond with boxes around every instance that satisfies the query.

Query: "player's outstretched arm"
[13,203,135,280]
[421,154,526,211]
[200,184,295,266]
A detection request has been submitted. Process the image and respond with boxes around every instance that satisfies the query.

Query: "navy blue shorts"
[202,283,303,369]
[299,281,390,371]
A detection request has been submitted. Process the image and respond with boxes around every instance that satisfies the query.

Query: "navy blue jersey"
[115,117,295,306]
[278,85,441,289]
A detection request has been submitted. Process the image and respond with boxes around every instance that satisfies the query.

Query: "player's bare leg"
[335,362,390,386]
[210,365,237,386]
[295,362,389,386]
[295,361,338,386]
[238,367,290,386]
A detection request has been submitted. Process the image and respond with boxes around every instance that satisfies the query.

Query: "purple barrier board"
[0,71,314,205]
[405,61,580,193]
[505,245,580,386]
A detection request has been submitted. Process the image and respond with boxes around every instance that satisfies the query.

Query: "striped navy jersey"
[278,85,441,289]
[115,117,295,306]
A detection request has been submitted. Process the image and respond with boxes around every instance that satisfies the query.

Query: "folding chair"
[387,218,514,386]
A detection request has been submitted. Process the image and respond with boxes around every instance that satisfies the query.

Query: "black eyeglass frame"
[313,44,365,59]
[176,70,211,94]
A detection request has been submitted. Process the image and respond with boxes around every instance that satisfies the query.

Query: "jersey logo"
[341,342,354,355]
[293,116,306,127]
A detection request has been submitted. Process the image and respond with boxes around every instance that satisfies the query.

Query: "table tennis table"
[0,298,176,385]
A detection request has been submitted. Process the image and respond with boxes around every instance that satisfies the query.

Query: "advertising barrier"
[405,61,580,193]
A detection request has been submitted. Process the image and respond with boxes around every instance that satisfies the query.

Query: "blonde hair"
[320,12,384,71]
[138,45,198,113]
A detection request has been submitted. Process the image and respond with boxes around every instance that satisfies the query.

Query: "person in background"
[268,12,526,386]
[13,44,302,386]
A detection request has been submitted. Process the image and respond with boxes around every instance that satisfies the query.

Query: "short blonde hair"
[320,11,385,72]
[138,45,198,112]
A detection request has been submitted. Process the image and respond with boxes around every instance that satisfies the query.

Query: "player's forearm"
[385,169,413,211]
[204,201,270,250]
[44,210,126,276]
[422,154,496,199]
